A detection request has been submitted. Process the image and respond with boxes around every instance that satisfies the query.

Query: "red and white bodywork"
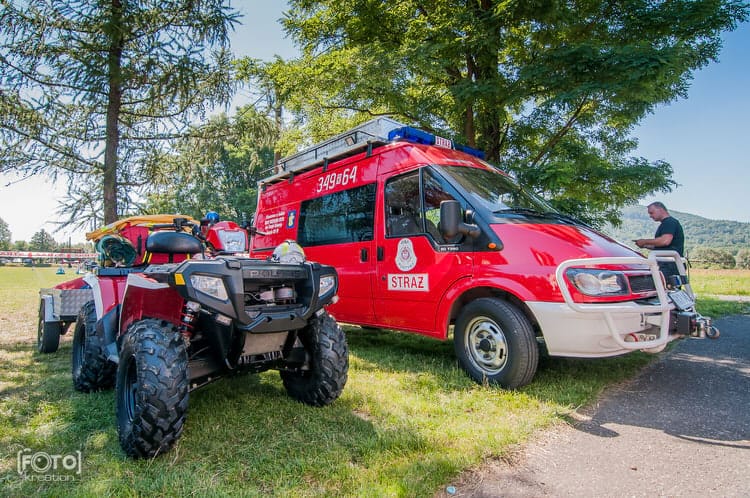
[250,118,715,386]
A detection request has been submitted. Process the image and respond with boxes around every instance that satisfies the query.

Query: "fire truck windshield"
[439,165,555,215]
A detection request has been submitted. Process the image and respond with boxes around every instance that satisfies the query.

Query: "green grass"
[0,266,74,345]
[689,268,750,296]
[693,297,748,317]
[0,267,747,496]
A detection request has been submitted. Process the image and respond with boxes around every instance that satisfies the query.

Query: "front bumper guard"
[556,251,716,353]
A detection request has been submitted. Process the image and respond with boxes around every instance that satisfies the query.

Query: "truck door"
[298,183,377,323]
[374,167,473,337]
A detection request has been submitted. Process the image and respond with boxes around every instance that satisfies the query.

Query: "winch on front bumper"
[667,288,719,339]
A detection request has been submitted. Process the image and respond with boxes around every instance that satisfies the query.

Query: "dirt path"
[439,314,750,497]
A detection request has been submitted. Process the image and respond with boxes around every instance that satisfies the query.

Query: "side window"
[299,183,376,246]
[422,168,460,243]
[384,172,421,237]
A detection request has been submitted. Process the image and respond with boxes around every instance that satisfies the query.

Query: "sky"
[1,2,748,244]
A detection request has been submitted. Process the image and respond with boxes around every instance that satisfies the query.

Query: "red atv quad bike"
[44,214,348,458]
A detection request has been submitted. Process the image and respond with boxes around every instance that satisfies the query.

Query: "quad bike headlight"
[190,274,229,301]
[565,268,628,296]
[319,274,337,298]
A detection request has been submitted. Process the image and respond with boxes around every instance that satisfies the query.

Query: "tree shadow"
[1,336,448,497]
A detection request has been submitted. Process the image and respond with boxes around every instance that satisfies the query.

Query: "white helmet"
[271,240,306,264]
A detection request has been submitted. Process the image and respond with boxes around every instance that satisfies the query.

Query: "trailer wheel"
[280,311,348,406]
[72,301,115,392]
[116,319,189,459]
[37,299,61,354]
[454,298,538,389]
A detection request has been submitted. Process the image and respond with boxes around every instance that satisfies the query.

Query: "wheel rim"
[123,358,138,422]
[464,315,509,374]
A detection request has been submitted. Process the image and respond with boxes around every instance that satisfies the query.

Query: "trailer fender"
[40,294,58,323]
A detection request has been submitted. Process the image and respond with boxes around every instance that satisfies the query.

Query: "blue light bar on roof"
[387,126,485,159]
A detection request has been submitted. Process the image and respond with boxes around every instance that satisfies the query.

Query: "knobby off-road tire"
[454,298,539,389]
[37,299,61,354]
[280,311,348,406]
[72,301,115,391]
[116,319,189,459]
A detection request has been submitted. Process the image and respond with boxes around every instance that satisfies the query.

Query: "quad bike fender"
[119,273,184,337]
[84,273,128,319]
[98,305,121,356]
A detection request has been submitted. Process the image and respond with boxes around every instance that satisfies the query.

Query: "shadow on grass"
[5,313,717,496]
[1,339,449,497]
[344,325,655,408]
[1,342,117,491]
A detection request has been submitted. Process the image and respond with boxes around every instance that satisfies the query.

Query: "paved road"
[445,314,750,497]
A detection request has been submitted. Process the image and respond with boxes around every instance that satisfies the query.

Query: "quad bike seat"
[146,231,203,263]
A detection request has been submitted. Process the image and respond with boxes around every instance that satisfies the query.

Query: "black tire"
[116,319,189,459]
[280,311,348,406]
[37,299,61,354]
[454,298,539,389]
[72,301,116,392]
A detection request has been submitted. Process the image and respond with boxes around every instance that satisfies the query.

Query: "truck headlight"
[319,274,337,298]
[190,274,228,301]
[565,268,627,296]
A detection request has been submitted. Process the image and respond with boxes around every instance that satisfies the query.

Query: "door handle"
[377,246,384,261]
[360,248,368,262]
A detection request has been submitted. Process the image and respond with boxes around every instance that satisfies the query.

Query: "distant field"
[689,268,750,296]
[0,266,74,344]
[0,266,746,496]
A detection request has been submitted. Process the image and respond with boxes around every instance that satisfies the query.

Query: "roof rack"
[261,117,406,185]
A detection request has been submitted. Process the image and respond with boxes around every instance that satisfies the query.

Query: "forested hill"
[602,205,750,253]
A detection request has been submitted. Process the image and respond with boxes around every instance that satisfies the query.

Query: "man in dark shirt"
[635,201,685,279]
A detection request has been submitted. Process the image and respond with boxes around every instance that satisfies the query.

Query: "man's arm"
[635,233,674,249]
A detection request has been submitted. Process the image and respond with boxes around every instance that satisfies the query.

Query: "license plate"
[669,290,694,311]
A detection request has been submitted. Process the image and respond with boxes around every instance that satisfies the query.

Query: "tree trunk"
[464,105,475,147]
[469,0,503,162]
[273,97,282,166]
[103,0,124,224]
[463,53,476,147]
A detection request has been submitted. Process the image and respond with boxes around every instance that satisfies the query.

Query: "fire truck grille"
[628,275,656,293]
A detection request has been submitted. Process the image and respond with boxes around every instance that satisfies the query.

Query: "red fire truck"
[250,118,718,389]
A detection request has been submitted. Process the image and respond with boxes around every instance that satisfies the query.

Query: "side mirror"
[440,200,481,239]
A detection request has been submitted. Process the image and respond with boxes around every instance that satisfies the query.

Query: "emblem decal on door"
[395,238,417,271]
